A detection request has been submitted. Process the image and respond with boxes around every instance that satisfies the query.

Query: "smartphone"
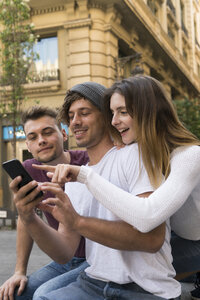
[2,159,43,199]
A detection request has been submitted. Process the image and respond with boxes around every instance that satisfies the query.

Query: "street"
[0,229,51,285]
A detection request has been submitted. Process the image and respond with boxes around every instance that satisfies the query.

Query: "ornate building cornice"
[24,80,61,94]
[31,5,65,16]
[64,18,92,29]
[88,0,106,11]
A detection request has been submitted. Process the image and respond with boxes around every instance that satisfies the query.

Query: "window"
[180,1,188,37]
[23,149,33,161]
[167,0,176,17]
[194,18,200,47]
[30,36,59,82]
[168,27,175,41]
[183,49,188,62]
[147,0,158,15]
[3,126,25,141]
[147,0,162,21]
[198,64,200,77]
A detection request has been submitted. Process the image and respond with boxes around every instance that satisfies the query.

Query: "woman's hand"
[32,164,81,184]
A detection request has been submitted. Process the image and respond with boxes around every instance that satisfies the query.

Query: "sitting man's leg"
[35,271,181,300]
[33,259,88,300]
[14,258,86,300]
[171,232,200,299]
[171,232,200,279]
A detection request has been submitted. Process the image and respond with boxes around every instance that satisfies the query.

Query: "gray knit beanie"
[70,82,106,111]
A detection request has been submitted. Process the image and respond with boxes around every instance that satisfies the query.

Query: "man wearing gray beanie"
[59,82,106,126]
[70,82,106,110]
[13,81,167,300]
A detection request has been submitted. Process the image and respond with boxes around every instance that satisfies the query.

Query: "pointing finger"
[32,164,56,173]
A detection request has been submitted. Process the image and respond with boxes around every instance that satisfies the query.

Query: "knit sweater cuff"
[77,166,91,183]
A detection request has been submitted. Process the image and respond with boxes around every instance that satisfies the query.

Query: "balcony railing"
[27,69,60,83]
[167,0,176,17]
[0,69,60,87]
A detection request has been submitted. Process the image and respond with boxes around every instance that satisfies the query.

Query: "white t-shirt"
[65,144,181,299]
[78,145,200,240]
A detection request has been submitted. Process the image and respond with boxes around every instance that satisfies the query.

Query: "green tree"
[0,0,38,227]
[174,97,200,139]
[0,0,38,157]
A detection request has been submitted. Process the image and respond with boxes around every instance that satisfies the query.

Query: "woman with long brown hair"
[77,75,200,237]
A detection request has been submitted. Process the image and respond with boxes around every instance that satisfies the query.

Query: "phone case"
[2,159,43,198]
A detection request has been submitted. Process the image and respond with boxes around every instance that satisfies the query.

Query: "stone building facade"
[0,0,200,208]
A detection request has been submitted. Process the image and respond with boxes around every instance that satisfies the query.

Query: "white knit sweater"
[78,145,200,240]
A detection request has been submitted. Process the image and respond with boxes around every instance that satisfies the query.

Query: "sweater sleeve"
[77,146,200,233]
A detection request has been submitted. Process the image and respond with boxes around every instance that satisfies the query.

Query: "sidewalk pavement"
[0,229,195,299]
[0,229,51,286]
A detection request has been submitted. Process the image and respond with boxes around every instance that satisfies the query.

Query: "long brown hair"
[104,75,200,188]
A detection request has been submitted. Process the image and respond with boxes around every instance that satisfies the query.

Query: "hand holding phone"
[2,159,43,199]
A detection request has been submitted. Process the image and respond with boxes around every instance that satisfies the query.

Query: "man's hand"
[32,164,81,184]
[0,273,28,300]
[38,182,80,231]
[10,176,43,224]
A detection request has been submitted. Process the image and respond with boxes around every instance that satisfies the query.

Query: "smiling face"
[68,98,106,149]
[110,92,137,145]
[24,116,67,163]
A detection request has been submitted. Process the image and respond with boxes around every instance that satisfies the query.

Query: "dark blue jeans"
[171,233,200,274]
[38,271,181,300]
[14,258,88,300]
